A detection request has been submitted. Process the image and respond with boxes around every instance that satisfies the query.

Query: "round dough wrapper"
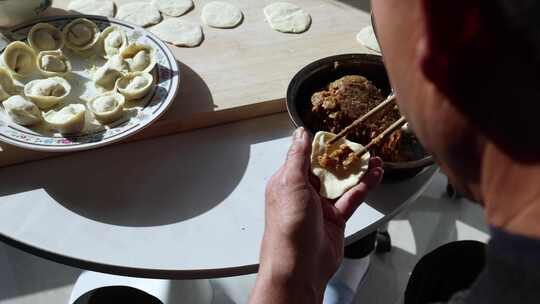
[202,2,243,29]
[264,2,311,34]
[310,131,370,199]
[3,95,42,126]
[153,0,193,17]
[68,0,115,17]
[356,25,381,53]
[151,19,203,47]
[117,2,162,27]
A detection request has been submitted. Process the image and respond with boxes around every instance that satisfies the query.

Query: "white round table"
[0,113,437,279]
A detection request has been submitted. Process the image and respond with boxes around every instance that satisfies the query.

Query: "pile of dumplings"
[0,18,157,134]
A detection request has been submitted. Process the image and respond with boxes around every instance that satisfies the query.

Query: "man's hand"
[249,127,384,303]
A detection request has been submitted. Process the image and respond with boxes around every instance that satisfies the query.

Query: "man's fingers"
[335,158,384,221]
[368,157,383,170]
[284,127,312,175]
[321,200,346,230]
[309,172,321,191]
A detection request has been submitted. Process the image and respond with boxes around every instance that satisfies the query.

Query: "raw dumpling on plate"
[120,43,156,73]
[2,41,37,77]
[36,50,72,77]
[93,55,129,92]
[310,131,371,199]
[116,72,154,100]
[24,77,71,109]
[43,103,86,134]
[101,26,128,58]
[2,95,42,126]
[27,23,65,52]
[0,67,21,102]
[63,18,101,51]
[88,92,125,124]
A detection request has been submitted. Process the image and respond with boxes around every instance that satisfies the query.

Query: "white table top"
[0,113,436,279]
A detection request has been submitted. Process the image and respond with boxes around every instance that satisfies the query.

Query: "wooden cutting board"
[0,0,375,168]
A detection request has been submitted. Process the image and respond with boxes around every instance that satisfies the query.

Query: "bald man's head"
[372,0,540,198]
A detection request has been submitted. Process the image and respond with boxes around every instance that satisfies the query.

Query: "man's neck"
[480,142,540,239]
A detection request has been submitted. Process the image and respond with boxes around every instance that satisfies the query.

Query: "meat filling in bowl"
[305,75,421,162]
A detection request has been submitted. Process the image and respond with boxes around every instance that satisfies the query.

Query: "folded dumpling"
[0,67,21,102]
[116,72,154,100]
[2,41,37,77]
[88,92,125,124]
[2,95,42,126]
[93,55,129,92]
[63,18,100,51]
[28,23,65,52]
[36,50,72,77]
[43,103,86,134]
[24,77,71,109]
[120,44,156,73]
[101,26,128,58]
[310,131,371,199]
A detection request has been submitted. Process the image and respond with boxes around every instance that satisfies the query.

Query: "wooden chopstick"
[327,93,396,145]
[353,116,407,158]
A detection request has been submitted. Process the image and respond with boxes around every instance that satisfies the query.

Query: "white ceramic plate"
[0,15,179,152]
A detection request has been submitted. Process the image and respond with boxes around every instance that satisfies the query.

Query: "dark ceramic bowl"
[286,53,434,181]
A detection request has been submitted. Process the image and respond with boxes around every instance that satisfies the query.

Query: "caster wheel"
[375,231,392,253]
[446,183,456,198]
[446,183,462,200]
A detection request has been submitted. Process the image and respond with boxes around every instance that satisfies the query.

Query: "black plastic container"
[286,53,434,181]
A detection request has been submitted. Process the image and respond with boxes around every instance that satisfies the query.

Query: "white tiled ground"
[0,171,489,304]
[352,172,489,304]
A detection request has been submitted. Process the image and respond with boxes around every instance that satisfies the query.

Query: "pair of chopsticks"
[326,93,406,158]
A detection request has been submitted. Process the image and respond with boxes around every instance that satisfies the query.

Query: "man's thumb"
[285,127,311,173]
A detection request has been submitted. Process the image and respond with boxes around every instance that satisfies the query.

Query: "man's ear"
[417,0,483,96]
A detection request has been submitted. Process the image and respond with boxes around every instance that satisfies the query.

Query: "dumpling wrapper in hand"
[310,131,370,199]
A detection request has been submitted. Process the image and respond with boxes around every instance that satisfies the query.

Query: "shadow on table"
[171,60,217,114]
[0,242,81,302]
[0,113,292,227]
[43,6,71,17]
